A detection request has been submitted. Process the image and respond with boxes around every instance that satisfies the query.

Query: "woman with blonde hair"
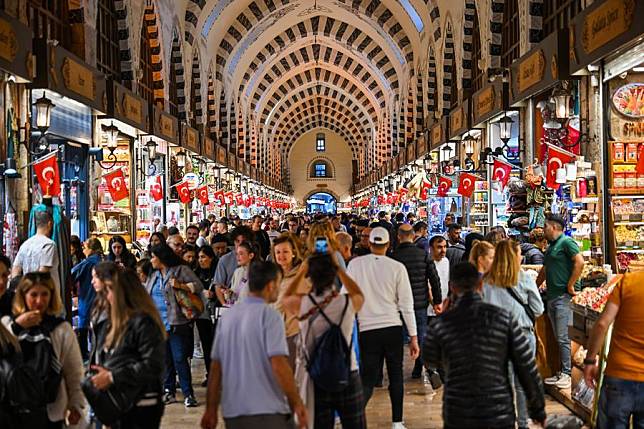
[482,240,544,429]
[271,233,306,368]
[469,240,495,276]
[2,272,85,428]
[85,269,166,429]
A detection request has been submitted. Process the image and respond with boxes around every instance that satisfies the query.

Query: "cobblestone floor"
[160,353,574,428]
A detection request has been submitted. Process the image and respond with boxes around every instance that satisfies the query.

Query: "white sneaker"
[555,373,571,389]
[544,372,561,385]
[392,422,408,429]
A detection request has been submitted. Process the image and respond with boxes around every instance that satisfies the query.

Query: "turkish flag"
[214,189,225,206]
[33,152,61,197]
[377,195,385,205]
[398,187,409,201]
[104,168,129,202]
[234,193,244,206]
[420,180,432,200]
[492,158,513,189]
[546,144,576,189]
[637,144,644,174]
[196,186,209,204]
[176,181,192,204]
[224,191,234,205]
[457,173,477,198]
[149,175,163,201]
[437,176,452,197]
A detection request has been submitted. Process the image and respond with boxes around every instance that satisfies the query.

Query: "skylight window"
[399,0,424,33]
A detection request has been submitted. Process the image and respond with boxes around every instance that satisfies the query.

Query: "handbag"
[172,267,205,320]
[80,356,142,425]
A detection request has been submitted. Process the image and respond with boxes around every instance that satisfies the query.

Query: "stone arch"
[415,70,424,136]
[114,1,133,82]
[426,45,438,121]
[184,0,205,45]
[190,48,204,126]
[170,29,186,120]
[462,0,480,94]
[139,1,165,107]
[441,19,456,115]
[206,69,217,138]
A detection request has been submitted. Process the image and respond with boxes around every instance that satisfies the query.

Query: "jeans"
[547,293,572,375]
[597,376,644,429]
[359,326,404,422]
[511,329,537,428]
[413,308,428,374]
[164,324,194,397]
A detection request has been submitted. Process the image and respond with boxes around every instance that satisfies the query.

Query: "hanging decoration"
[149,175,163,201]
[545,144,576,189]
[33,151,61,197]
[176,181,192,204]
[457,172,479,198]
[437,176,452,197]
[103,168,129,202]
[492,158,514,189]
[196,186,210,205]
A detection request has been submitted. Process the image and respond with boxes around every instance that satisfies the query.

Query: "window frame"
[316,133,325,152]
[501,0,520,69]
[96,0,121,81]
[28,0,70,49]
[314,163,327,177]
[542,0,582,39]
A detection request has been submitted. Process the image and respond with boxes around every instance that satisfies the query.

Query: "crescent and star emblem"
[463,178,472,188]
[111,177,123,191]
[493,167,506,181]
[42,167,55,184]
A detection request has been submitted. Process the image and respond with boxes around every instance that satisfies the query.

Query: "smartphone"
[314,236,329,254]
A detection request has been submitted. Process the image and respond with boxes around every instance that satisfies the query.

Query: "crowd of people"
[0,208,641,429]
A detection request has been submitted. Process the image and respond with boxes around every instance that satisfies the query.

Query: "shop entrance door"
[60,140,89,240]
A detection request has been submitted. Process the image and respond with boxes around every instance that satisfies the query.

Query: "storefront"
[428,117,460,232]
[32,39,108,241]
[150,105,179,230]
[101,81,154,248]
[179,122,204,227]
[0,11,33,258]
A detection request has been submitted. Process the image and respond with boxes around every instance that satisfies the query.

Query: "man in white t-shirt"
[12,210,60,298]
[428,235,449,316]
[347,227,419,429]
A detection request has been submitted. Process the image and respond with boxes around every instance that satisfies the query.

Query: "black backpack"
[0,350,49,427]
[305,295,352,393]
[17,316,64,405]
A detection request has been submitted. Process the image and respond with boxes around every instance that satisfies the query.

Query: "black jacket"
[424,292,546,429]
[392,242,442,309]
[521,243,545,265]
[446,242,465,268]
[105,313,165,400]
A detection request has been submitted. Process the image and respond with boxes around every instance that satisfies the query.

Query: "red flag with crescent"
[546,144,575,189]
[224,191,234,205]
[234,193,244,206]
[33,152,61,197]
[176,181,192,204]
[196,186,209,204]
[420,180,432,200]
[104,168,129,202]
[457,173,477,198]
[214,189,226,206]
[437,176,452,197]
[492,158,513,189]
[149,175,163,201]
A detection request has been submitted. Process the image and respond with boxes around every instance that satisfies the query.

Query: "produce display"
[614,225,644,243]
[616,252,644,271]
[572,275,621,313]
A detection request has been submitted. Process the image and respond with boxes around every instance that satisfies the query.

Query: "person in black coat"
[424,262,546,429]
[391,224,442,379]
[107,236,137,270]
[87,269,166,429]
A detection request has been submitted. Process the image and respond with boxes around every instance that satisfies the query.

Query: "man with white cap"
[347,227,419,429]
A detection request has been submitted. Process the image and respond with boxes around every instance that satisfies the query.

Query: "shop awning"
[570,0,644,75]
[472,81,508,127]
[32,39,107,114]
[509,29,569,106]
[0,11,32,82]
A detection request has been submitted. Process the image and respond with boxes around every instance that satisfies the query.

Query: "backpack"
[17,317,64,405]
[0,351,49,426]
[305,294,352,393]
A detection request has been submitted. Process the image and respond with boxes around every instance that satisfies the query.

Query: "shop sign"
[152,105,178,144]
[609,76,644,141]
[33,39,107,113]
[216,144,227,166]
[430,118,447,149]
[472,81,508,125]
[183,173,200,190]
[393,155,399,171]
[449,101,470,140]
[251,167,257,181]
[0,12,32,81]
[397,151,406,169]
[229,155,237,172]
[203,136,216,161]
[387,159,393,175]
[181,123,201,154]
[380,162,387,178]
[570,0,643,75]
[406,142,416,161]
[510,30,569,106]
[244,161,251,177]
[612,83,644,119]
[417,133,427,157]
[108,81,149,132]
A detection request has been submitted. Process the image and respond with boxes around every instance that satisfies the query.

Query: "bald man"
[335,232,353,263]
[392,223,442,379]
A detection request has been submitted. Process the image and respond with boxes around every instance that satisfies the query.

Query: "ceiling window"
[316,133,325,152]
[28,0,69,49]
[542,0,582,39]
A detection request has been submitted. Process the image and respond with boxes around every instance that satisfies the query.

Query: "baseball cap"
[369,227,390,244]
